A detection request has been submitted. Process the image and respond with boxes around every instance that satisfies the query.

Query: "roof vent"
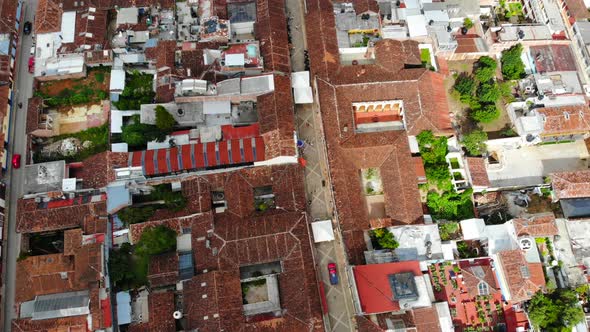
[173,311,183,319]
[177,108,184,116]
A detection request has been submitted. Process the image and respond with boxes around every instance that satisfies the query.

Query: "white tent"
[311,220,335,243]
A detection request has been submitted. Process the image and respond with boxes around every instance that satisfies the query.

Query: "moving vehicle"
[12,154,21,169]
[23,21,32,35]
[328,262,338,285]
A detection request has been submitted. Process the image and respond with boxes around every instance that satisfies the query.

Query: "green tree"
[425,164,453,192]
[427,189,475,221]
[453,73,476,97]
[477,82,501,103]
[117,206,156,225]
[121,115,167,147]
[474,56,497,82]
[371,228,399,250]
[155,105,176,132]
[528,290,584,331]
[109,243,135,289]
[501,44,526,80]
[135,225,177,258]
[462,130,488,156]
[463,17,474,29]
[471,104,500,123]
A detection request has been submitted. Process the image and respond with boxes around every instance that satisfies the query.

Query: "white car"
[29,45,35,56]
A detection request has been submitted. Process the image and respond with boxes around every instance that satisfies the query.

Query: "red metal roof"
[221,124,260,139]
[130,138,266,176]
[353,261,422,314]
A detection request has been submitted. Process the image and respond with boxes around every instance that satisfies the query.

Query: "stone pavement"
[287,0,356,330]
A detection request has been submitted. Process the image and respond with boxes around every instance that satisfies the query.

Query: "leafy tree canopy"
[462,130,488,156]
[501,44,526,80]
[463,18,474,29]
[477,82,501,103]
[135,225,177,258]
[528,290,584,332]
[453,73,476,97]
[155,105,176,132]
[427,189,475,221]
[471,104,501,123]
[121,115,167,148]
[371,228,399,250]
[474,56,497,82]
[117,206,156,225]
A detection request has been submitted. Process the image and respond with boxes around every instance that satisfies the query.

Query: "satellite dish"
[173,311,183,319]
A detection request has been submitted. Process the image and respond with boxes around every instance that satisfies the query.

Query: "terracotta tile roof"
[455,37,479,53]
[69,151,129,189]
[497,250,545,302]
[17,196,107,233]
[180,164,320,331]
[466,157,490,187]
[551,169,590,199]
[0,0,18,34]
[257,75,297,159]
[459,259,500,298]
[537,105,590,136]
[148,252,179,287]
[563,0,590,21]
[182,271,243,331]
[356,315,384,332]
[34,0,63,34]
[26,96,43,135]
[530,45,577,73]
[12,316,88,332]
[15,230,103,304]
[255,0,291,73]
[513,213,559,237]
[128,291,176,332]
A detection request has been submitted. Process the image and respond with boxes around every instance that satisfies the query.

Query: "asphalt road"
[2,0,37,329]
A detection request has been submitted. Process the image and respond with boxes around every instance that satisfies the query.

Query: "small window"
[478,281,489,295]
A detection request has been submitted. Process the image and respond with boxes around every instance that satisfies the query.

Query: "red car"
[28,56,34,73]
[328,262,338,285]
[12,154,20,169]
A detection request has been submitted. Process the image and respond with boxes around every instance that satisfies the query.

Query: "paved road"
[2,0,37,329]
[286,0,356,331]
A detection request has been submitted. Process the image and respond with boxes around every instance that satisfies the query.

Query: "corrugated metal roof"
[129,137,266,176]
[31,290,90,320]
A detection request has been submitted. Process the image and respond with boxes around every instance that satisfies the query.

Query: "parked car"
[12,154,20,169]
[30,44,35,56]
[328,262,338,285]
[23,21,32,35]
[28,56,34,73]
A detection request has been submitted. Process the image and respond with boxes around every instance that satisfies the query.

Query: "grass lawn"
[421,48,431,64]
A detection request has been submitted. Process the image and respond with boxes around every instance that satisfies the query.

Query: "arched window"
[478,281,489,296]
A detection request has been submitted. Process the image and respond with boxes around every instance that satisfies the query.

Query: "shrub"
[370,228,399,250]
[94,72,105,83]
[471,104,500,123]
[462,130,488,156]
[155,105,176,132]
[501,43,526,80]
[114,71,155,110]
[464,17,474,29]
[121,115,167,148]
[438,222,459,241]
[427,189,475,221]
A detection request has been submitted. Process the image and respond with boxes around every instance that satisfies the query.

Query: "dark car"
[23,21,32,35]
[328,262,338,285]
[12,154,20,169]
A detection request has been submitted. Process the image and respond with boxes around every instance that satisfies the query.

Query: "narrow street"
[286,0,356,331]
[2,0,38,329]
